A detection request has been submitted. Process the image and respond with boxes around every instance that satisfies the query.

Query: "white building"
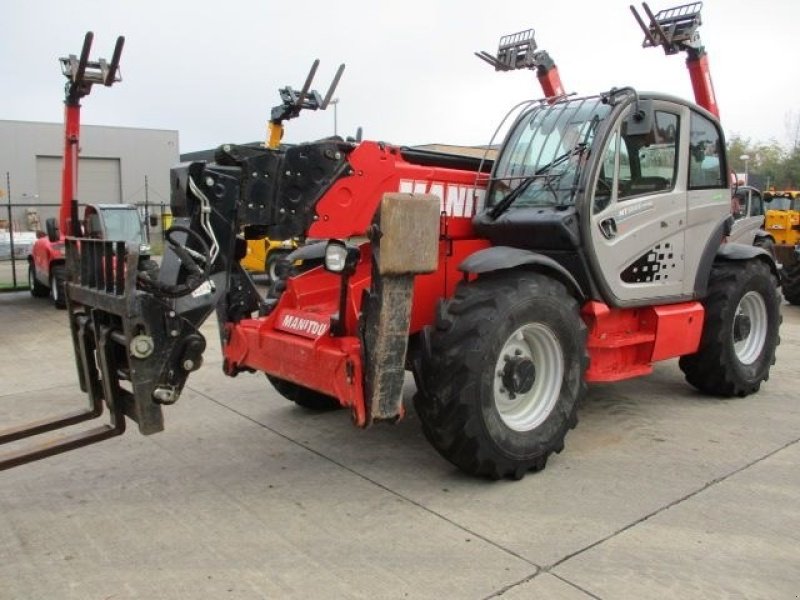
[0,120,179,235]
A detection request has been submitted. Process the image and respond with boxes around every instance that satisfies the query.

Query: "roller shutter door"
[36,156,122,205]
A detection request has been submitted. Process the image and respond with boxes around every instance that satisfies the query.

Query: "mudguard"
[716,242,780,278]
[459,246,585,301]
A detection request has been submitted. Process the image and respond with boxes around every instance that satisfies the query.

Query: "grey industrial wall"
[0,120,179,232]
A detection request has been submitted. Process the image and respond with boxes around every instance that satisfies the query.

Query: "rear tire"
[266,375,342,411]
[679,260,780,396]
[414,272,588,480]
[781,260,800,306]
[49,265,66,309]
[28,262,48,298]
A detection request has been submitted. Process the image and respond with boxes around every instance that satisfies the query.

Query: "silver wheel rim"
[493,323,564,432]
[732,291,767,365]
[50,274,59,303]
[28,265,34,289]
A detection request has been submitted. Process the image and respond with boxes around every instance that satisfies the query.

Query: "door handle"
[599,217,617,239]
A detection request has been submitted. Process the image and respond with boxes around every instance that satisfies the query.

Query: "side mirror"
[763,192,773,203]
[35,230,47,239]
[45,218,60,243]
[149,215,158,227]
[623,99,654,137]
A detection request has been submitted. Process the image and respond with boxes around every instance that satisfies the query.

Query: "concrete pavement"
[0,290,798,599]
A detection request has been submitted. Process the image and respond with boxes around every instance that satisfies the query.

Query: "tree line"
[726,113,800,190]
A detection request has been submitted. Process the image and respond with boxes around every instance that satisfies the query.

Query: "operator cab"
[84,204,150,254]
[475,89,730,307]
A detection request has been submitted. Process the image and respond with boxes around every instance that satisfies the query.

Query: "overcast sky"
[2,0,798,153]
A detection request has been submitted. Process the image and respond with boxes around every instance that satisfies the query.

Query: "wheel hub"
[733,313,752,343]
[501,356,536,397]
[732,290,768,365]
[493,323,564,432]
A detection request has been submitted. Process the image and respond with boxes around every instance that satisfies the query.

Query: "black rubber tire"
[49,264,66,309]
[267,250,292,282]
[679,260,781,397]
[413,272,588,480]
[28,262,49,298]
[266,374,342,411]
[781,260,800,306]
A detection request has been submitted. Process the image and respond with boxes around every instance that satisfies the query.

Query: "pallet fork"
[630,2,719,117]
[475,28,566,99]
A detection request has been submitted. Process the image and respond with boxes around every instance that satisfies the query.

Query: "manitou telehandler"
[0,4,782,479]
[27,32,150,309]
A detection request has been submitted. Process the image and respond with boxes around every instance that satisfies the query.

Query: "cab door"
[729,187,765,246]
[587,101,689,306]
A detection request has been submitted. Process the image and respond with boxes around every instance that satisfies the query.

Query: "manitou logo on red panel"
[398,180,486,217]
[276,310,330,339]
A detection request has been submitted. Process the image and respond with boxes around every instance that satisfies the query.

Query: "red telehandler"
[1,6,782,479]
[27,32,150,309]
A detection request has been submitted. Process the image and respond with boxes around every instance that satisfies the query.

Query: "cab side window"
[750,191,764,216]
[592,109,678,212]
[733,189,748,219]
[689,112,725,189]
[620,110,679,199]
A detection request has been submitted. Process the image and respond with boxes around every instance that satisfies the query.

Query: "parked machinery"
[763,190,800,304]
[730,185,775,249]
[1,6,782,478]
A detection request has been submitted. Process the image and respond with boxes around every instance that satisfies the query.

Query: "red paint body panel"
[582,300,704,382]
[309,141,486,240]
[649,302,705,362]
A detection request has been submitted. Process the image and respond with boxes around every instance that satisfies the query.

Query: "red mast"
[58,32,124,237]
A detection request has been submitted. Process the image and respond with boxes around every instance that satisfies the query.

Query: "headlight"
[325,241,348,273]
[324,240,359,274]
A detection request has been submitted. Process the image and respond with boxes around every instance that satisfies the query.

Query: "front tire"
[28,262,48,298]
[266,375,342,411]
[414,272,588,480]
[49,265,66,309]
[679,260,781,396]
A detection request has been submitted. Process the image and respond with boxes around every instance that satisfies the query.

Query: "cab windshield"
[488,97,611,211]
[101,209,145,243]
[767,194,800,211]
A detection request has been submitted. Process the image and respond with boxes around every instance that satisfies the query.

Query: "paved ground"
[0,290,798,599]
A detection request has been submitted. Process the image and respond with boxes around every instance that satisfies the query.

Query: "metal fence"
[0,198,171,292]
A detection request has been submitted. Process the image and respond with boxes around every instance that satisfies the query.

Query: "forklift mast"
[59,32,124,238]
[630,2,719,118]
